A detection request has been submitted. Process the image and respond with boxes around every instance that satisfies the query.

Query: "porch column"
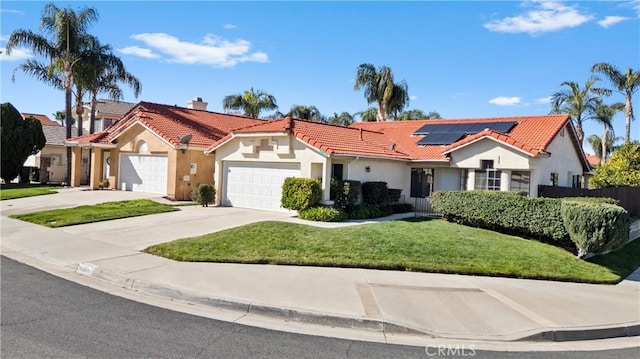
[321,159,332,203]
[89,148,104,190]
[108,150,119,190]
[70,147,83,187]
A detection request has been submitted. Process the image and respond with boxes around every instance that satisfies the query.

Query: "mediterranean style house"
[66,100,590,211]
[81,99,136,133]
[22,113,88,184]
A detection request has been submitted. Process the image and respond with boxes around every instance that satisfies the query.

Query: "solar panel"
[413,121,518,145]
[416,132,466,145]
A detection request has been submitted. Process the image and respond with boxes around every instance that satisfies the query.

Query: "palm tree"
[76,38,141,134]
[355,107,378,122]
[354,63,409,122]
[591,101,625,164]
[387,81,409,120]
[6,3,99,182]
[222,88,278,118]
[587,132,621,164]
[550,79,602,148]
[286,105,323,121]
[592,63,640,143]
[327,112,354,126]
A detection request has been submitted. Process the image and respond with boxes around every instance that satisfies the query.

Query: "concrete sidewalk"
[1,189,639,350]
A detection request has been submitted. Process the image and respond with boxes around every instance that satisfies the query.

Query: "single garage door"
[119,154,168,195]
[224,162,300,212]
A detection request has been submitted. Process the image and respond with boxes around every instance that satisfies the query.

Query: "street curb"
[75,262,640,343]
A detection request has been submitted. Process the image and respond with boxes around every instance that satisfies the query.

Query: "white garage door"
[224,162,301,212]
[119,154,168,195]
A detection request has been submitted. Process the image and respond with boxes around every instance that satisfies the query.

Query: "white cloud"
[0,9,24,15]
[484,1,593,35]
[536,96,552,104]
[410,95,418,100]
[0,47,33,61]
[223,23,237,29]
[598,16,629,28]
[489,96,522,106]
[0,35,8,42]
[632,0,640,18]
[118,46,160,59]
[123,32,268,67]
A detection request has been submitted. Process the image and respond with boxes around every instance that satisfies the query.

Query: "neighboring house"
[67,100,590,211]
[65,98,262,199]
[81,99,136,133]
[584,153,600,169]
[22,113,89,184]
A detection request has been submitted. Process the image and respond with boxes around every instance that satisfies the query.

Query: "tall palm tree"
[354,63,409,122]
[591,101,625,164]
[286,105,323,122]
[76,38,141,134]
[387,81,409,120]
[6,3,99,182]
[592,63,640,143]
[222,88,278,118]
[550,78,602,148]
[327,112,354,126]
[587,132,621,164]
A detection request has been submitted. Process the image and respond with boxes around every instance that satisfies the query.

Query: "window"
[550,173,559,186]
[510,171,530,196]
[103,118,116,128]
[411,168,432,198]
[572,175,582,188]
[459,169,468,190]
[331,163,344,181]
[474,160,501,191]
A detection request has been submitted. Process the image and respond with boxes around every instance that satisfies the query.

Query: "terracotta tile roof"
[22,113,60,127]
[66,101,263,148]
[350,115,572,161]
[584,153,600,168]
[207,118,410,159]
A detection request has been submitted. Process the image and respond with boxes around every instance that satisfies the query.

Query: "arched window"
[137,141,150,154]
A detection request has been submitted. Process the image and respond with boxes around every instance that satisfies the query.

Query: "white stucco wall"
[344,157,411,199]
[529,125,585,196]
[449,138,534,170]
[435,167,461,191]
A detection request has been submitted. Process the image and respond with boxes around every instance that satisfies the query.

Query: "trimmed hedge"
[391,202,414,214]
[191,183,216,207]
[299,206,347,222]
[349,204,393,220]
[388,189,402,203]
[281,178,321,211]
[561,200,630,257]
[431,191,571,247]
[333,180,361,212]
[362,181,388,205]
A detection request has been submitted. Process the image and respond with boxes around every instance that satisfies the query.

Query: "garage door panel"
[119,154,168,195]
[224,162,300,212]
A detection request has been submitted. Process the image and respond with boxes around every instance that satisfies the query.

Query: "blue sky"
[1,1,639,153]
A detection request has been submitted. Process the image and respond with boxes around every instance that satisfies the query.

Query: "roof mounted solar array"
[414,121,517,146]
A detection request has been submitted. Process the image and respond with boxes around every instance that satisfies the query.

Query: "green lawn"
[11,199,179,227]
[145,218,640,284]
[0,185,58,200]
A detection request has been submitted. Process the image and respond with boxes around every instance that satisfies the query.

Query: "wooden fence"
[538,185,640,216]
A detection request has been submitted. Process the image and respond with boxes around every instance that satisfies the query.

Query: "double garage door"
[223,162,300,212]
[119,154,168,195]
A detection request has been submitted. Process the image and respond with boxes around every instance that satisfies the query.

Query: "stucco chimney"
[187,97,208,111]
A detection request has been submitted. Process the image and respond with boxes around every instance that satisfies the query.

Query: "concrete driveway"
[1,187,293,250]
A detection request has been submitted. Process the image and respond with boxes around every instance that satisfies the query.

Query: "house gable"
[447,137,536,170]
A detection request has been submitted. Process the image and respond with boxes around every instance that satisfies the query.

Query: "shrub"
[191,183,216,207]
[431,191,571,247]
[99,178,110,189]
[362,181,388,205]
[388,188,402,203]
[563,197,619,206]
[349,204,393,219]
[561,200,630,257]
[391,202,414,214]
[299,206,346,222]
[333,179,361,212]
[281,177,321,211]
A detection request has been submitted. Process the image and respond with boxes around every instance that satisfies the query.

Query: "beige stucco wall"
[213,135,328,204]
[27,145,89,183]
[168,149,215,201]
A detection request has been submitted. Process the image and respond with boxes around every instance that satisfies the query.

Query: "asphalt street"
[1,256,638,359]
